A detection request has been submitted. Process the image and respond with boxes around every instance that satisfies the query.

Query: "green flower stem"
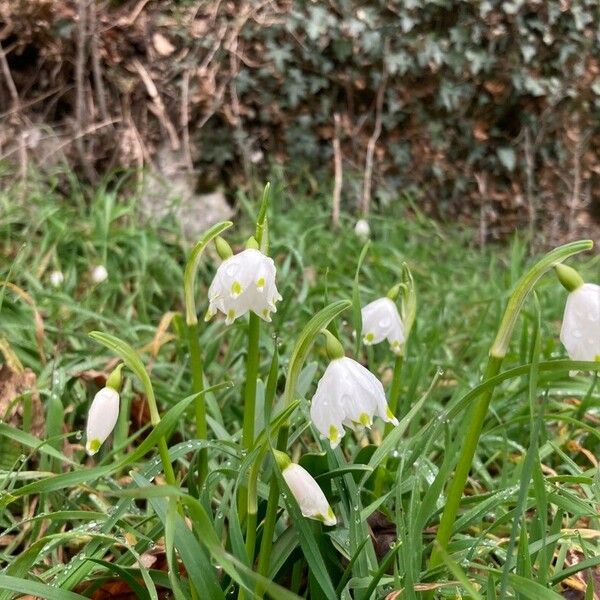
[373,354,404,497]
[243,313,261,450]
[256,426,289,595]
[387,354,404,420]
[238,313,261,521]
[427,239,593,580]
[187,322,207,485]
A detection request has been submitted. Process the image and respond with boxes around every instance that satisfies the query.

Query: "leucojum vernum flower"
[205,240,282,325]
[274,450,336,526]
[556,263,600,362]
[361,296,405,354]
[310,330,398,448]
[85,364,123,455]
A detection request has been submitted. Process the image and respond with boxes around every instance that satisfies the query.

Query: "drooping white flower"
[91,265,108,284]
[49,270,64,288]
[361,297,405,354]
[282,462,336,526]
[85,386,120,455]
[560,283,600,362]
[354,219,370,239]
[310,357,398,448]
[205,248,282,325]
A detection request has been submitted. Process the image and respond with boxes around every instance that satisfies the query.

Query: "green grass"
[1,178,600,599]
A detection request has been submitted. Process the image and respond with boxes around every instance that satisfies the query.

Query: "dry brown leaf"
[0,363,44,436]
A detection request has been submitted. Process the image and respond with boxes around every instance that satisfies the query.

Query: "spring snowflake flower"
[49,270,64,288]
[354,219,370,239]
[91,265,108,284]
[85,365,122,456]
[280,460,336,526]
[361,297,405,354]
[205,248,282,325]
[310,356,398,449]
[560,282,600,362]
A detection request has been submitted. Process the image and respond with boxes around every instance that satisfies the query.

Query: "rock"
[139,145,233,241]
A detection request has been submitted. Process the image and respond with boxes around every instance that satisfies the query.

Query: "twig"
[38,118,121,163]
[524,127,536,245]
[181,69,193,172]
[75,0,95,180]
[0,40,19,109]
[361,53,388,216]
[133,59,180,150]
[89,0,109,122]
[475,172,488,248]
[568,124,583,238]
[332,112,343,228]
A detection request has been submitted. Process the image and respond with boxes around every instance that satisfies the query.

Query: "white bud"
[91,265,108,284]
[354,219,370,239]
[560,283,600,362]
[282,463,336,526]
[85,387,120,455]
[310,357,398,448]
[361,297,405,355]
[205,248,282,325]
[49,270,64,288]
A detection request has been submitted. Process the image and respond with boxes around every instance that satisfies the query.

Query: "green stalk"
[187,322,207,485]
[373,354,404,497]
[243,313,261,450]
[387,355,404,420]
[256,426,289,593]
[426,239,593,581]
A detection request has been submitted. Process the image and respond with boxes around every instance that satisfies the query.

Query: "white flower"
[361,297,405,354]
[205,248,282,325]
[282,463,336,525]
[354,219,370,239]
[560,283,600,362]
[91,265,108,284]
[85,387,120,455]
[49,270,64,288]
[310,357,398,448]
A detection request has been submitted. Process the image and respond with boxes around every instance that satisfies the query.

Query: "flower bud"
[85,386,120,456]
[91,265,108,284]
[49,270,64,288]
[354,219,370,239]
[281,462,336,526]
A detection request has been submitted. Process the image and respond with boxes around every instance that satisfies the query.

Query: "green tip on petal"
[106,364,124,392]
[215,236,233,260]
[273,449,291,470]
[555,263,584,292]
[364,332,374,343]
[86,438,101,456]
[359,412,371,427]
[328,425,339,444]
